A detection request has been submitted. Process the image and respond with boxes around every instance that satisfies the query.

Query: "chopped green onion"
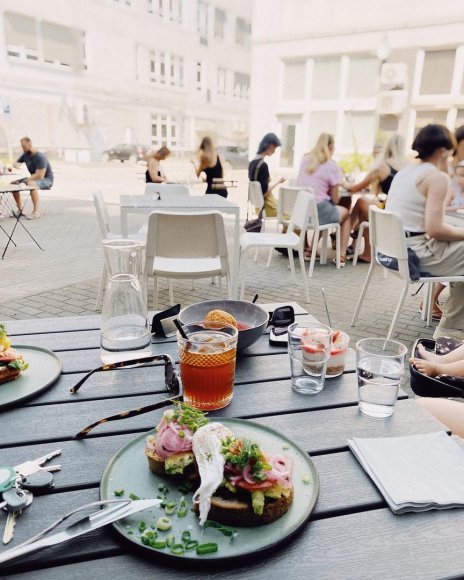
[177,497,188,517]
[164,500,176,515]
[178,430,185,438]
[145,531,156,540]
[185,540,198,551]
[129,493,140,500]
[141,535,150,546]
[156,517,172,531]
[196,542,218,555]
[181,530,191,543]
[302,474,311,484]
[113,489,124,497]
[203,520,237,539]
[152,540,166,549]
[138,521,147,533]
[166,533,176,547]
[170,543,185,556]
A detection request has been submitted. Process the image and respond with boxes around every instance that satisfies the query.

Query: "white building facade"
[0,0,251,161]
[250,0,464,172]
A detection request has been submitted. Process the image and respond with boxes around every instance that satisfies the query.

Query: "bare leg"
[409,357,440,377]
[336,205,351,259]
[418,342,464,364]
[25,179,40,214]
[417,397,464,438]
[12,191,23,211]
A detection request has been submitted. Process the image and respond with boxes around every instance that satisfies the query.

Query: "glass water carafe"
[100,240,151,363]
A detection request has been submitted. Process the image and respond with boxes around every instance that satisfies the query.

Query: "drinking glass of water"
[356,338,408,418]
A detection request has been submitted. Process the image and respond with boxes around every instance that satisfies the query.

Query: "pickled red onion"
[154,417,194,459]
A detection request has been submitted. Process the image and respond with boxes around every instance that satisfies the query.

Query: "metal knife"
[0,498,161,565]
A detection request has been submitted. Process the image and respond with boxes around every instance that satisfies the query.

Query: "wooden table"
[120,194,241,299]
[0,183,43,258]
[2,306,464,579]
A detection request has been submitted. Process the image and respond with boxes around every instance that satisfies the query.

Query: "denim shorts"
[317,200,339,225]
[35,178,53,190]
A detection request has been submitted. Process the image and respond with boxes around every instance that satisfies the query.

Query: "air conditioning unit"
[377,90,408,115]
[380,62,408,87]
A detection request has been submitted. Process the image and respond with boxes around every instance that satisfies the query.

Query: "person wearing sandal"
[344,134,409,263]
[296,133,351,266]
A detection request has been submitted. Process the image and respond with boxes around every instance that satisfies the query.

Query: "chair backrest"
[248,181,265,213]
[369,205,410,278]
[287,190,313,239]
[92,191,111,237]
[144,183,190,196]
[277,187,299,223]
[145,210,230,273]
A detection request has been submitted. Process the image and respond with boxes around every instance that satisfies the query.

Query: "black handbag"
[244,160,265,233]
[409,338,464,398]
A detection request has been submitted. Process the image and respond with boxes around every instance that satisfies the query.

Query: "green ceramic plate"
[100,417,319,562]
[0,345,62,410]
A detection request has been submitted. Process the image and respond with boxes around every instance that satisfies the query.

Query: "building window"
[307,112,337,149]
[420,49,455,95]
[311,57,341,100]
[4,12,85,71]
[235,17,251,47]
[346,56,378,98]
[218,67,227,95]
[283,61,306,100]
[148,0,163,16]
[151,113,184,150]
[198,0,208,45]
[150,51,183,87]
[342,111,376,151]
[196,61,203,92]
[233,72,250,99]
[214,8,225,40]
[414,110,448,136]
[169,0,182,23]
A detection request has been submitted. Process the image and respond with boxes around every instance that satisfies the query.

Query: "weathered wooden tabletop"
[1,305,462,580]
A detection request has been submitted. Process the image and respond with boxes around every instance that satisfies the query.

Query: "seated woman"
[447,160,464,211]
[192,137,228,198]
[345,134,408,263]
[296,133,351,265]
[386,124,464,341]
[146,146,170,183]
[248,133,285,218]
[410,341,464,378]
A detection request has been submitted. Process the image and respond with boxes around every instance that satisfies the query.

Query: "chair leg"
[240,249,248,300]
[334,225,340,269]
[308,241,317,278]
[320,229,328,264]
[424,283,434,327]
[288,248,296,281]
[266,248,273,268]
[351,262,376,327]
[169,280,174,305]
[153,276,159,310]
[218,275,223,297]
[387,282,410,340]
[298,248,310,303]
[95,264,107,311]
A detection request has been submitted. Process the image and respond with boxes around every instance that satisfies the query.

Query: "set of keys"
[0,449,61,545]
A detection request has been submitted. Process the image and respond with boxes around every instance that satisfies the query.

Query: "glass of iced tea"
[177,321,238,410]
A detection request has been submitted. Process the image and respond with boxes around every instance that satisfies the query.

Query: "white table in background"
[120,194,241,299]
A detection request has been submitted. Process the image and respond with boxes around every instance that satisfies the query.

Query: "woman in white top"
[386,124,464,340]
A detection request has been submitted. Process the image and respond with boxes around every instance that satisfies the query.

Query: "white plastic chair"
[93,191,145,310]
[305,195,341,278]
[240,190,312,303]
[144,183,189,196]
[351,205,464,339]
[143,211,230,309]
[266,186,299,267]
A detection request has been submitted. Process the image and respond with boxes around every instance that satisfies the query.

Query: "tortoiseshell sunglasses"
[70,354,181,440]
